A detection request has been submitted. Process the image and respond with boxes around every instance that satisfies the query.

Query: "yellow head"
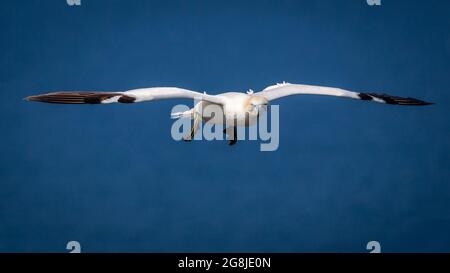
[247,95,269,115]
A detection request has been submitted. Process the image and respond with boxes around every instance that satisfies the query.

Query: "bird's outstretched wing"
[257,83,433,106]
[25,87,225,105]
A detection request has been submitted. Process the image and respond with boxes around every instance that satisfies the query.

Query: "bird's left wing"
[26,87,225,105]
[256,83,432,106]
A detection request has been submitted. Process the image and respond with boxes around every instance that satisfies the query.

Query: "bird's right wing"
[26,87,226,105]
[257,83,433,106]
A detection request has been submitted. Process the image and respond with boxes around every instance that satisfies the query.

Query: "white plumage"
[26,82,432,145]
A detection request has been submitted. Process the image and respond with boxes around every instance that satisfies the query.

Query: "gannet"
[26,82,433,145]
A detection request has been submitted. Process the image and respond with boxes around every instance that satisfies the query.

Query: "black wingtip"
[419,101,434,106]
[360,92,434,106]
[24,95,40,102]
[25,95,58,103]
[24,92,124,104]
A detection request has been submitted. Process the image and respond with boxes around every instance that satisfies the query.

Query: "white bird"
[26,82,432,145]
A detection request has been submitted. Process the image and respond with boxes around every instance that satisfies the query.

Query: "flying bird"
[26,82,433,145]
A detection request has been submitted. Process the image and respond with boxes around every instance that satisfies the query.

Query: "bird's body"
[26,82,432,145]
[200,92,266,126]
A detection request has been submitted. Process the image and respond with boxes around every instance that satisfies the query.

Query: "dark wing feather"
[358,92,433,106]
[25,92,124,104]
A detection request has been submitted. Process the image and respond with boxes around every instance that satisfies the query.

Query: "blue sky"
[0,0,449,252]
